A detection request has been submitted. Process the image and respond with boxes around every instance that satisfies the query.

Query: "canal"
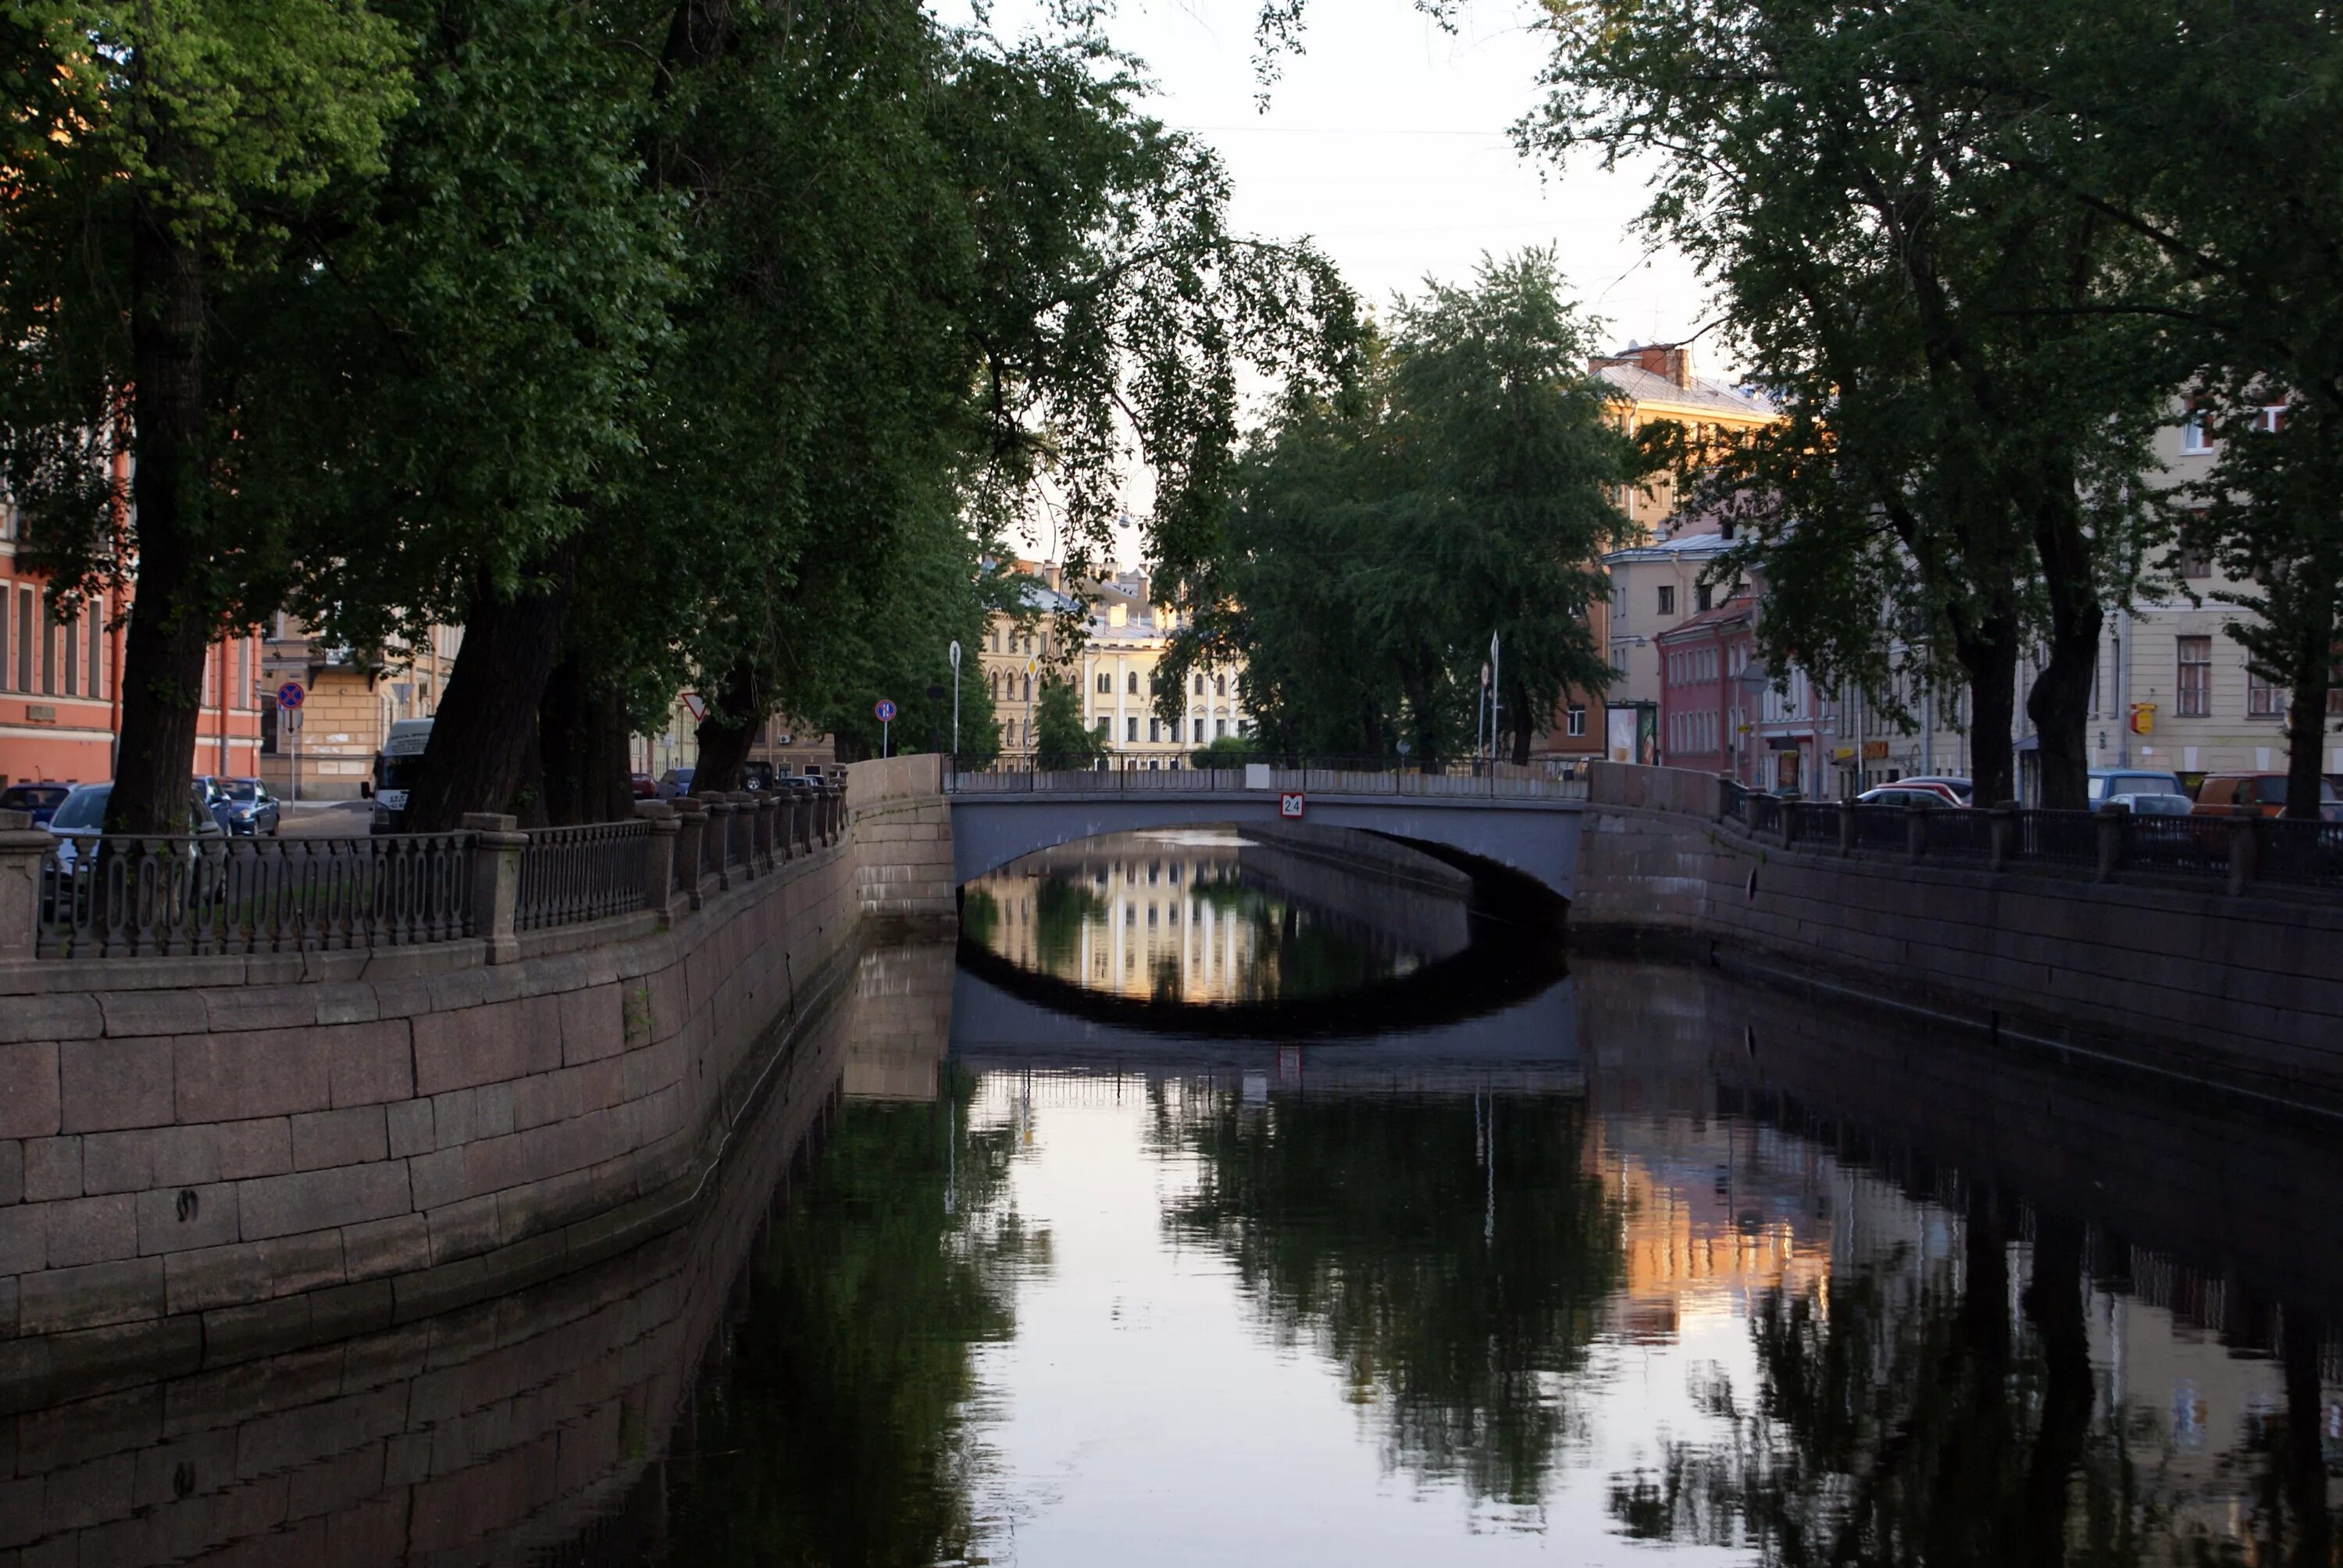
[9,828,2339,1565]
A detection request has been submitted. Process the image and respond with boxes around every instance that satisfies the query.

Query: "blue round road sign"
[873,699,897,722]
[276,682,306,709]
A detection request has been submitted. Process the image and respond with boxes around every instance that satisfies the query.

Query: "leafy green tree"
[1156,1087,1624,1504]
[1532,0,2170,807]
[1168,251,1632,764]
[2,2,411,832]
[1032,675,1103,769]
[1189,733,1257,768]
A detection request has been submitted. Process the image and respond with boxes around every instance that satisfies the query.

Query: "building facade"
[255,615,462,800]
[0,508,263,786]
[1655,597,1758,782]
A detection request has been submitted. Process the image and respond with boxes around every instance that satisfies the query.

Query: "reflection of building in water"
[963,830,1443,1003]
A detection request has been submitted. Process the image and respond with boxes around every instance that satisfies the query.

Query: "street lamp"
[948,640,961,761]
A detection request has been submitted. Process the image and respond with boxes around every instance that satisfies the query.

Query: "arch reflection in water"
[959,827,1472,1005]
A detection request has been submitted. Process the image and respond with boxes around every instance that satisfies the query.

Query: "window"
[236,637,250,708]
[1096,672,1111,694]
[1193,674,1204,696]
[37,595,52,695]
[1657,584,1676,616]
[1126,716,1138,743]
[1022,673,1031,702]
[1695,583,1714,613]
[1567,704,1586,738]
[1214,675,1227,696]
[1126,671,1139,695]
[1149,718,1161,743]
[2177,636,2212,716]
[87,614,102,700]
[61,611,76,697]
[2181,406,2210,453]
[1093,718,1108,737]
[2181,549,2212,580]
[2248,668,2285,718]
[1193,718,1205,742]
[990,628,1000,652]
[1215,718,1228,739]
[14,590,27,692]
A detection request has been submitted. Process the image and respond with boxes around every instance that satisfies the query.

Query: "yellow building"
[256,615,462,800]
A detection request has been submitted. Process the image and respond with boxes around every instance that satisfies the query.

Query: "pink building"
[1656,597,1758,782]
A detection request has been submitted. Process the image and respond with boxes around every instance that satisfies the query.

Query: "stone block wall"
[0,838,862,1413]
[1578,761,2343,1103]
[847,754,955,918]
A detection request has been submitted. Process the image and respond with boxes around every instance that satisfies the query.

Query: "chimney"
[1634,343,1694,387]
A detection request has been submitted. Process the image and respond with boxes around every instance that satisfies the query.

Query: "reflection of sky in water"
[961,829,1457,1004]
[912,1069,2339,1566]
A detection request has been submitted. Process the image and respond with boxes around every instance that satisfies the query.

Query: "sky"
[936,0,1713,562]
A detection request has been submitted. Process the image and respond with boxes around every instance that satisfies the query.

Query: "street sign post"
[276,683,307,804]
[874,698,897,758]
[947,641,961,761]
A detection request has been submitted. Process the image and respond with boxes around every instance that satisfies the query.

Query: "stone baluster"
[2227,807,2259,896]
[1838,799,1857,856]
[672,796,709,910]
[462,812,526,964]
[0,810,50,958]
[1987,802,2017,869]
[2093,804,2127,883]
[755,793,779,871]
[633,799,678,918]
[1904,801,1928,862]
[726,792,756,880]
[704,796,738,890]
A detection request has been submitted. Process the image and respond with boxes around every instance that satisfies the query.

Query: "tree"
[1032,676,1103,770]
[1167,251,1633,764]
[2,3,410,832]
[1532,0,2170,808]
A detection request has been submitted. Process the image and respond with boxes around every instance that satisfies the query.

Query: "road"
[273,800,374,839]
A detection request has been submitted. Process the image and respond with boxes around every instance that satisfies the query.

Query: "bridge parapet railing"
[516,821,651,932]
[1710,774,2343,896]
[29,831,477,959]
[947,756,1589,801]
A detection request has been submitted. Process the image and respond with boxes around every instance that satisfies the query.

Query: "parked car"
[629,772,658,800]
[2105,791,2194,816]
[0,782,73,827]
[656,768,696,800]
[743,760,776,792]
[201,776,280,836]
[2191,772,2343,821]
[1899,775,1974,805]
[43,782,226,870]
[2088,768,2186,805]
[1857,784,1960,809]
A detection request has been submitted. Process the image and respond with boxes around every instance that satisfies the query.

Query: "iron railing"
[1918,808,1996,861]
[1785,801,1841,847]
[2121,812,2234,878]
[1849,805,1910,854]
[948,757,1589,802]
[37,832,475,958]
[516,821,649,932]
[2256,817,2343,888]
[2016,809,2098,868]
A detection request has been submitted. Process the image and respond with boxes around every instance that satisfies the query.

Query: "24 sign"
[1278,792,1305,819]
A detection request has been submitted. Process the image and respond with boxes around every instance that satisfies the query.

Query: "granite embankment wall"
[848,754,955,920]
[0,759,955,1410]
[1575,761,2343,1106]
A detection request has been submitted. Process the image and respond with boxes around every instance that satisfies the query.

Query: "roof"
[1604,529,1737,565]
[1002,576,1081,615]
[1653,597,1758,643]
[1598,364,1775,422]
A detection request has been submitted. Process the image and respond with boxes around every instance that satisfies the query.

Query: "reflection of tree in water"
[959,885,1000,949]
[662,1066,1048,1566]
[1029,875,1107,973]
[1608,1197,2337,1566]
[1186,871,1389,1000]
[1156,1089,1624,1504]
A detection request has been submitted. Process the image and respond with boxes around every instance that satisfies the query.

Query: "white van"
[369,718,433,833]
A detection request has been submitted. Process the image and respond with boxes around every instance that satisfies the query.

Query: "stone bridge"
[947,765,1588,900]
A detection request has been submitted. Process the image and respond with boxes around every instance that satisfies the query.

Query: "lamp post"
[1488,631,1502,769]
[949,640,961,760]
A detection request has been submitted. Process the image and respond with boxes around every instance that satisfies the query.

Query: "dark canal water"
[9,829,2340,1565]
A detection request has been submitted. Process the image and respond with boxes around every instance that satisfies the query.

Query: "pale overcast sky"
[939,0,1714,561]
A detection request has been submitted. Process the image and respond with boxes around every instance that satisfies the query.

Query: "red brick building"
[0,515,264,786]
[1656,596,1758,782]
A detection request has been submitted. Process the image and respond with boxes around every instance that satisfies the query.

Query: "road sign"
[873,699,897,722]
[1279,791,1306,820]
[680,692,708,722]
[276,682,305,710]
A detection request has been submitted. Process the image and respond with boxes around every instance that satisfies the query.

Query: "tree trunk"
[2012,1213,2092,1565]
[538,653,636,824]
[401,543,579,832]
[2028,495,2104,812]
[2283,1306,2334,1568]
[106,195,214,836]
[1507,679,1533,766]
[2281,586,2338,821]
[1952,610,2022,806]
[690,657,761,793]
